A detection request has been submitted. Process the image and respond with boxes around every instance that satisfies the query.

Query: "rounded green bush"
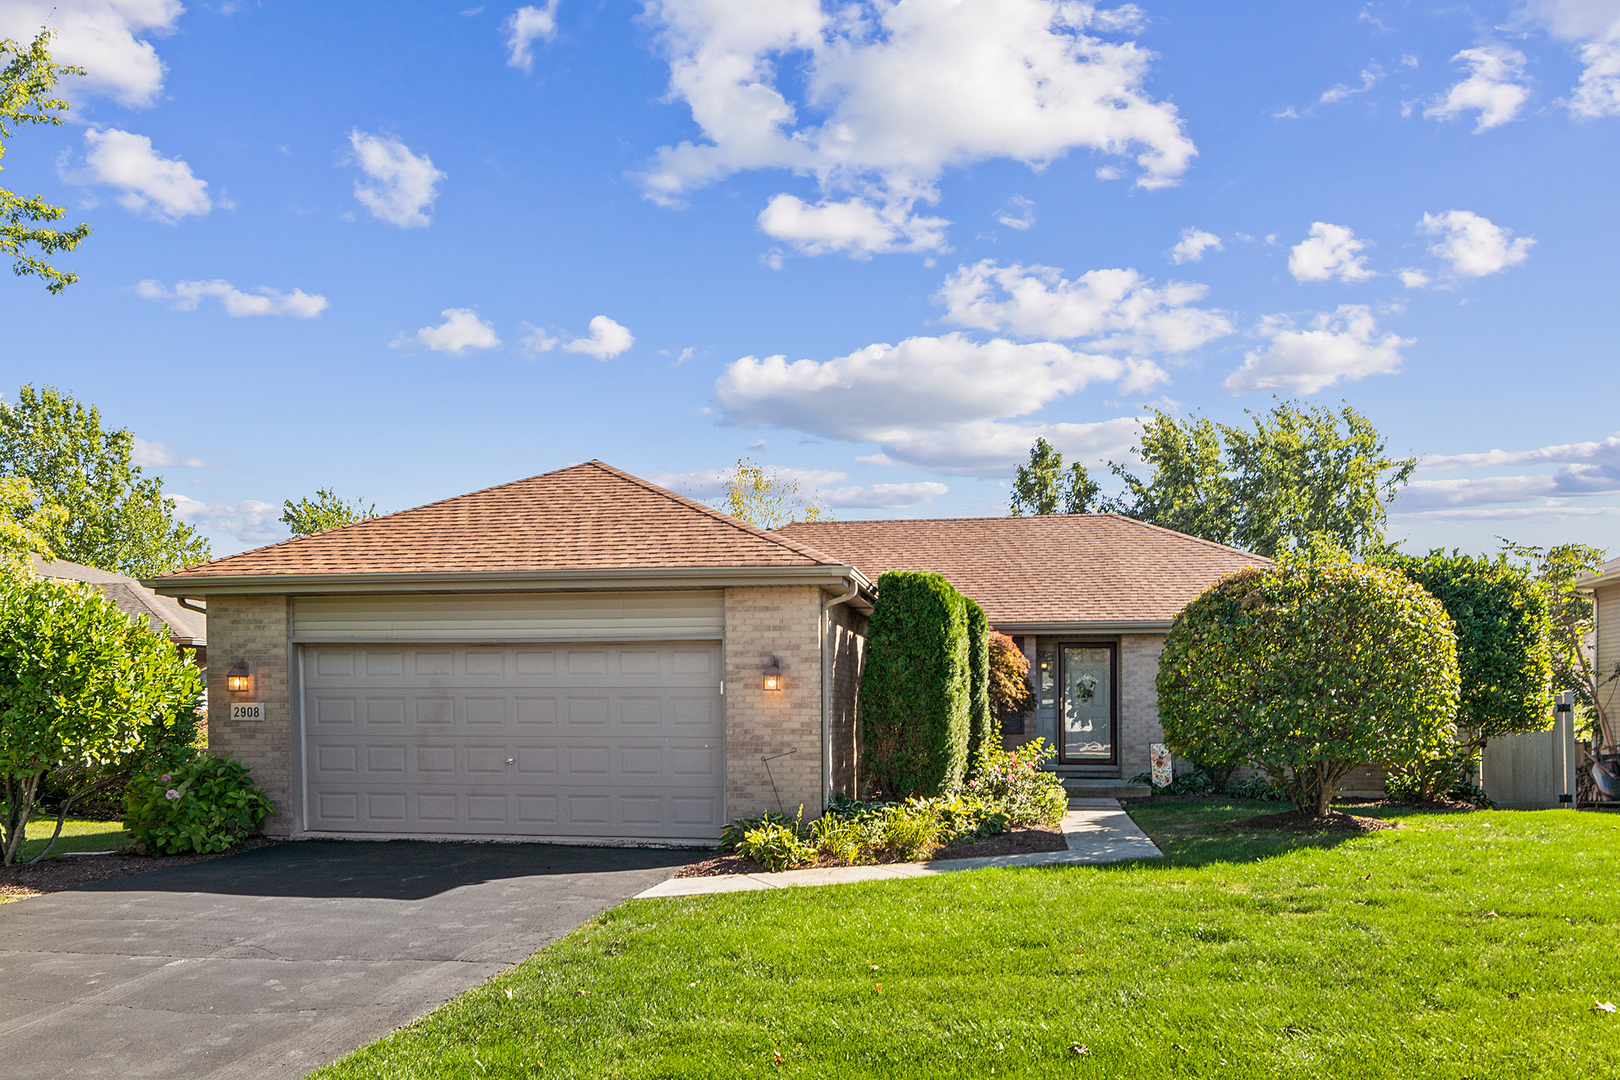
[124,753,275,855]
[1158,558,1460,816]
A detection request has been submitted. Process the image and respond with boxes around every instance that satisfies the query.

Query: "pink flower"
[160,774,171,782]
[165,789,180,800]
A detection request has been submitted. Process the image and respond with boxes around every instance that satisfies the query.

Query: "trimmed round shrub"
[125,753,275,855]
[1158,558,1460,816]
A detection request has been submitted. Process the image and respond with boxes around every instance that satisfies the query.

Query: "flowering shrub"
[967,737,1068,827]
[124,753,275,855]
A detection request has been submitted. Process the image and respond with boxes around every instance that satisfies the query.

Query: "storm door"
[1057,643,1118,765]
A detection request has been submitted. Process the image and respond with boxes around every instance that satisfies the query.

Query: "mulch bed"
[675,825,1067,878]
[1236,810,1398,834]
[0,837,283,900]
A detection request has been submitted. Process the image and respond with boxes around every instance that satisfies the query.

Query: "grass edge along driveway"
[310,802,1620,1079]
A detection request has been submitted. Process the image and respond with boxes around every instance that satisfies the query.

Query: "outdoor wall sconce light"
[226,660,252,694]
[763,656,783,692]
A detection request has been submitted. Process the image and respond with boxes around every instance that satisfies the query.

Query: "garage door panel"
[305,642,724,839]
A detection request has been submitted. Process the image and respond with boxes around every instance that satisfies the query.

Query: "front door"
[1058,642,1117,765]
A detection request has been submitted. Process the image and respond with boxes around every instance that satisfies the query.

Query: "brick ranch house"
[149,461,1264,845]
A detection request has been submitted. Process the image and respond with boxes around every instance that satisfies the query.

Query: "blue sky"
[2,0,1617,560]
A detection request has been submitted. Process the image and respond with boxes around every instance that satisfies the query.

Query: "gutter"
[145,565,875,597]
[821,578,863,812]
[989,620,1176,635]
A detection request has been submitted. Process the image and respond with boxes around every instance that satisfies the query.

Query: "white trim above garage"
[292,590,724,644]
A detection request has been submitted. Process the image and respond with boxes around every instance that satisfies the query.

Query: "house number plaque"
[230,702,266,721]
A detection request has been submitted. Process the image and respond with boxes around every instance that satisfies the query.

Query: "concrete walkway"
[635,798,1162,899]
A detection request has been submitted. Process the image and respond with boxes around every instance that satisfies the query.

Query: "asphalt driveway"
[0,840,695,1079]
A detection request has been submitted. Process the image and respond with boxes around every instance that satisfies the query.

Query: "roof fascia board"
[1577,570,1620,591]
[146,565,874,597]
[990,621,1174,634]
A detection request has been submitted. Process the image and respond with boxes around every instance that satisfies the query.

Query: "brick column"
[1118,633,1166,779]
[206,594,295,836]
[723,586,824,821]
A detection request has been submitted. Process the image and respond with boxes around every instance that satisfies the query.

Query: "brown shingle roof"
[34,554,207,644]
[157,461,846,579]
[775,515,1268,627]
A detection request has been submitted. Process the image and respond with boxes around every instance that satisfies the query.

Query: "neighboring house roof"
[1577,556,1620,591]
[149,461,867,594]
[31,553,206,646]
[775,515,1269,630]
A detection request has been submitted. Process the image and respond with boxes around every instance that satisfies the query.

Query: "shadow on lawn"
[1106,799,1460,870]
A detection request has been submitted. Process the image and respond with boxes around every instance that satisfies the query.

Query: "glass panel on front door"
[1059,644,1115,763]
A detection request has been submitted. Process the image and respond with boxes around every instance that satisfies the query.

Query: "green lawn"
[18,816,126,861]
[311,803,1620,1079]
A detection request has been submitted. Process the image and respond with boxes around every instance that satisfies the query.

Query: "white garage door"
[301,642,723,841]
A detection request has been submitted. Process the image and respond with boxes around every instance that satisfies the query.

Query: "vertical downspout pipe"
[821,578,861,812]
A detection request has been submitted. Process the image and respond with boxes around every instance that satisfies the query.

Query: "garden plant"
[1158,553,1460,816]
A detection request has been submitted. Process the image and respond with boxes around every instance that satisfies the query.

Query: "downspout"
[821,578,861,812]
[177,597,207,614]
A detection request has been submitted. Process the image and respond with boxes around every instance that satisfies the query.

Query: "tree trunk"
[1,773,45,867]
[1313,764,1333,817]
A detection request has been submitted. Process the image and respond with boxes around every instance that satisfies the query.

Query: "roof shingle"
[157,461,845,579]
[774,515,1268,627]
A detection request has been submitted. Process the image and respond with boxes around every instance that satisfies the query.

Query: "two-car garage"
[293,588,728,842]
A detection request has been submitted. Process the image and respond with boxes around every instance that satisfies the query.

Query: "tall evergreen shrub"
[861,571,971,797]
[965,599,993,761]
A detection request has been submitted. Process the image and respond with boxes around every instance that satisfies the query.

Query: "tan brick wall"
[1118,634,1166,778]
[205,595,295,836]
[828,601,867,799]
[724,586,824,821]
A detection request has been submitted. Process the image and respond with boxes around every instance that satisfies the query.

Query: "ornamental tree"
[2,29,91,294]
[988,631,1034,731]
[0,568,202,865]
[1158,557,1459,816]
[281,487,379,535]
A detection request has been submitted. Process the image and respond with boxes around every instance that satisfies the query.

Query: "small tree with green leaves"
[0,385,210,576]
[2,29,91,294]
[1009,438,1100,516]
[1501,540,1615,750]
[860,571,971,798]
[715,457,826,529]
[1159,557,1459,816]
[1378,550,1553,797]
[281,488,379,536]
[0,569,203,865]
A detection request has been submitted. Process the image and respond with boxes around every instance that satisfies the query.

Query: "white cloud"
[1288,221,1377,283]
[1222,304,1412,395]
[560,315,634,360]
[347,131,446,228]
[1419,210,1535,278]
[132,437,204,469]
[0,1,181,108]
[1399,268,1431,289]
[1519,0,1620,117]
[1425,46,1531,131]
[1168,227,1221,265]
[819,481,950,509]
[935,260,1232,357]
[517,324,560,358]
[70,128,212,222]
[504,1,559,73]
[393,308,501,354]
[714,332,1153,474]
[996,195,1036,231]
[136,279,328,318]
[757,194,950,258]
[1320,62,1385,104]
[1389,427,1620,518]
[166,495,285,544]
[640,0,1195,256]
